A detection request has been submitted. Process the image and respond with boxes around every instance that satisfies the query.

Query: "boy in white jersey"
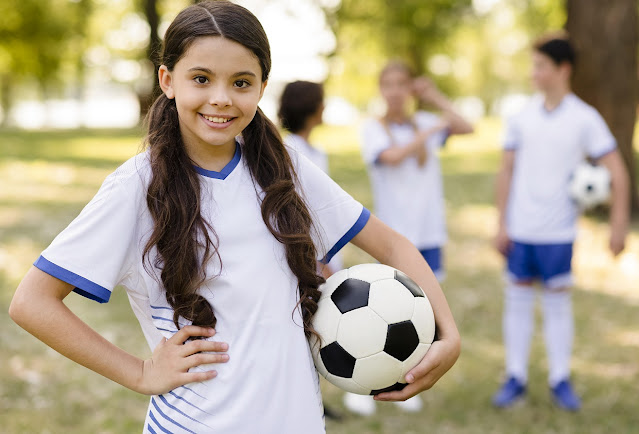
[493,35,630,411]
[279,80,344,276]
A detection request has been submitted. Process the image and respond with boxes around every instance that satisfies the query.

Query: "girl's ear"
[259,80,268,100]
[158,65,175,99]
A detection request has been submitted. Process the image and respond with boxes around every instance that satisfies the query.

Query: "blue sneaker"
[492,377,526,408]
[551,379,581,411]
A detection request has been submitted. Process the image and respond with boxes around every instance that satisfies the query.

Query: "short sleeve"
[502,116,520,151]
[360,119,392,165]
[34,169,143,303]
[583,109,617,160]
[291,150,370,265]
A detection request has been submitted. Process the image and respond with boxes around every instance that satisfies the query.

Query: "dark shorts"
[419,247,444,281]
[507,241,573,289]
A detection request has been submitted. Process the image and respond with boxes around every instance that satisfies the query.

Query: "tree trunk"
[566,0,639,212]
[139,0,161,120]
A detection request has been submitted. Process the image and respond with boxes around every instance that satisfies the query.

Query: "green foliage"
[328,0,566,111]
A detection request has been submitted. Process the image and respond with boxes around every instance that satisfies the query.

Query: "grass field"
[1,122,638,434]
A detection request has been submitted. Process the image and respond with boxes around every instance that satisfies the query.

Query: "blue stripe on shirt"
[33,255,111,303]
[151,398,197,434]
[321,207,371,265]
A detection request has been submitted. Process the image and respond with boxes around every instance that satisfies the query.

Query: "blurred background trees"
[0,0,637,207]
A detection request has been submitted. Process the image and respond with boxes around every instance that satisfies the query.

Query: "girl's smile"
[159,36,266,171]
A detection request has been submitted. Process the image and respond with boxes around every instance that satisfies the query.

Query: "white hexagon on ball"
[352,352,404,391]
[368,278,416,324]
[347,263,395,282]
[336,307,387,358]
[412,297,436,344]
[313,297,343,346]
[325,373,371,395]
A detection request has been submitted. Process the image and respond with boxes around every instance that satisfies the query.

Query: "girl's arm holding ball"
[351,214,461,401]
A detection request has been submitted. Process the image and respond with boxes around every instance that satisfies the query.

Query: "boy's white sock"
[542,290,573,387]
[503,284,536,383]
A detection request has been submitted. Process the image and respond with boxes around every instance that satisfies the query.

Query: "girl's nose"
[209,86,232,107]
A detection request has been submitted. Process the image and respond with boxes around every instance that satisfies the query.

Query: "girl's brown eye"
[195,76,208,84]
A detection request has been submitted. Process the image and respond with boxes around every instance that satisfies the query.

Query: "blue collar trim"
[193,141,242,180]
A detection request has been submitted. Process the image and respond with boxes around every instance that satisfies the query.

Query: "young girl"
[278,80,343,277]
[9,2,460,433]
[349,61,472,415]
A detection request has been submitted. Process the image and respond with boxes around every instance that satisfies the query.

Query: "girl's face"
[379,68,413,114]
[159,36,266,157]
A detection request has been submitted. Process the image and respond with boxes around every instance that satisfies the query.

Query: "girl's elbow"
[9,289,35,328]
[9,293,27,325]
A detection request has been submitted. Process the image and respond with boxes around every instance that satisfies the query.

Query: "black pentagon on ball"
[384,320,420,362]
[320,342,357,378]
[394,270,424,297]
[331,278,370,313]
[370,382,407,395]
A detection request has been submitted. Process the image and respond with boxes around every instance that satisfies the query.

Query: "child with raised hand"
[493,35,630,411]
[348,61,472,416]
[9,2,460,433]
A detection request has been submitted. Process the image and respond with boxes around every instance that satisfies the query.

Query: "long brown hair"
[143,1,323,338]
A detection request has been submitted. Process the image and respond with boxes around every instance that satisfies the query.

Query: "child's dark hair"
[534,35,576,67]
[278,81,324,133]
[143,0,323,338]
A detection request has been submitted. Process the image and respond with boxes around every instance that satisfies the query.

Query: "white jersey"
[503,93,616,243]
[285,133,343,271]
[35,142,369,434]
[361,111,449,250]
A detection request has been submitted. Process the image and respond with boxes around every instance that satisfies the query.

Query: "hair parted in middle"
[143,0,324,339]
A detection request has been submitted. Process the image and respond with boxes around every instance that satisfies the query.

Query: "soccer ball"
[309,263,435,395]
[569,162,611,209]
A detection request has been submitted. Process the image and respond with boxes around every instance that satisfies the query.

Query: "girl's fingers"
[170,325,215,344]
[182,370,218,384]
[184,352,230,368]
[181,339,229,356]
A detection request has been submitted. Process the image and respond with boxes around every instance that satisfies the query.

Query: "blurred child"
[279,80,343,277]
[348,61,473,416]
[493,35,630,411]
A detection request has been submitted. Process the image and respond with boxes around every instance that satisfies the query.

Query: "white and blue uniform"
[503,93,616,288]
[361,111,448,279]
[34,141,369,434]
[285,133,343,271]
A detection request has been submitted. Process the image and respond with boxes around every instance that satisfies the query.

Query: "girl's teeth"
[203,115,231,123]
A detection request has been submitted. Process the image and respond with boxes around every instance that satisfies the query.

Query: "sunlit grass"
[1,123,638,433]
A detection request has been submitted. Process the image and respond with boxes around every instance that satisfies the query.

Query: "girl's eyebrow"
[187,67,257,78]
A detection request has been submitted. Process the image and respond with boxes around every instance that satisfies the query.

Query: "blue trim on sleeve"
[321,207,371,265]
[193,141,241,180]
[33,255,111,303]
[591,144,617,161]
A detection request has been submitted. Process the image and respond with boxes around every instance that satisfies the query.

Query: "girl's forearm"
[352,216,459,343]
[9,267,147,393]
[382,234,459,341]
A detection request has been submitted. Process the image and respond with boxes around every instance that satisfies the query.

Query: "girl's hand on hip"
[137,325,229,395]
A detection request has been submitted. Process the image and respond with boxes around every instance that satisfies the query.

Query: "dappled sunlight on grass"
[1,126,638,433]
[574,218,639,301]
